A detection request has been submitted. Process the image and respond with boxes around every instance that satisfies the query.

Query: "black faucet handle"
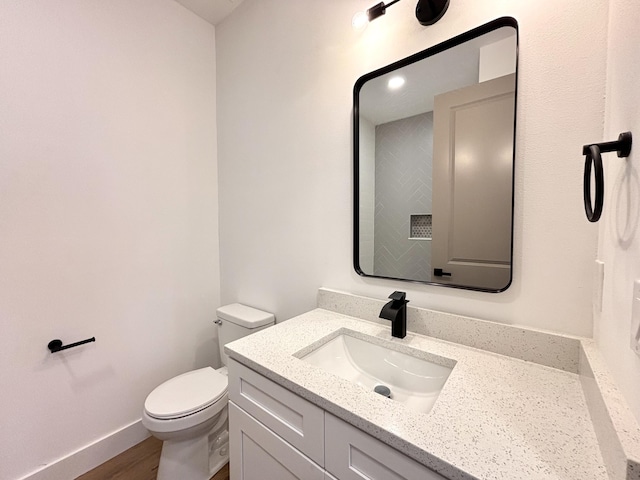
[381,291,409,339]
[388,291,407,302]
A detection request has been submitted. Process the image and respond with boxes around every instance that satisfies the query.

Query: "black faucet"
[379,291,409,339]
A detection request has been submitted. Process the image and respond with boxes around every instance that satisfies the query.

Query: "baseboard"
[17,419,150,480]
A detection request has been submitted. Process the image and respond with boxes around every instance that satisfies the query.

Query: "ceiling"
[174,0,244,25]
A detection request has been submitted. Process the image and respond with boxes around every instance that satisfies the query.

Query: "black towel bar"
[582,131,632,222]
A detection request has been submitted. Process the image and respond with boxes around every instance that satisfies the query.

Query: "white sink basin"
[301,333,453,413]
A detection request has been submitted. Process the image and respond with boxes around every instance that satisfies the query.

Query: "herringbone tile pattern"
[373,112,433,281]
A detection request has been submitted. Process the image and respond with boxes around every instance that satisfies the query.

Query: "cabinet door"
[229,402,324,480]
[325,414,447,480]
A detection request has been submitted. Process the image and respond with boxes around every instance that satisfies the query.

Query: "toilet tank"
[216,303,275,366]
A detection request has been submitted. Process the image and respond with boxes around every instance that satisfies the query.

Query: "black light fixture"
[415,0,450,26]
[368,0,400,21]
[352,0,450,30]
[352,0,400,29]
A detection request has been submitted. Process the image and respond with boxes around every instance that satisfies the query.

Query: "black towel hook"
[582,131,632,222]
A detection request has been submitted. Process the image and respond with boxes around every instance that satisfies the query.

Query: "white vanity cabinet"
[325,414,446,480]
[228,359,448,480]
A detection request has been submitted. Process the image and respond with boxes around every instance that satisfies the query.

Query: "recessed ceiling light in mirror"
[387,76,406,90]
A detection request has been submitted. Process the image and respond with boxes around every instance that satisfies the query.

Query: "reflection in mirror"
[354,18,518,292]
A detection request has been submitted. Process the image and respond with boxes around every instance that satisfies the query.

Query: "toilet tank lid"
[216,303,275,328]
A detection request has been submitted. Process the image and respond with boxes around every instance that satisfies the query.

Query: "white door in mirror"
[631,280,640,357]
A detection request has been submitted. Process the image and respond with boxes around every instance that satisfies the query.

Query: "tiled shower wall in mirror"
[374,112,433,280]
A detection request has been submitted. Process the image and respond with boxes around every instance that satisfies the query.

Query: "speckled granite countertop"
[225,308,609,480]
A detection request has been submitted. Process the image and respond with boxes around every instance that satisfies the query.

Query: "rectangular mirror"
[354,17,518,292]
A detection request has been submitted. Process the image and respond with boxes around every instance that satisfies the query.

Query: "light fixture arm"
[367,0,401,22]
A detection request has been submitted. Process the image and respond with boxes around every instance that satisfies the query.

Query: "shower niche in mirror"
[354,17,517,292]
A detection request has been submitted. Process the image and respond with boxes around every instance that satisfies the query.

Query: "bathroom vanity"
[229,359,444,480]
[225,289,640,480]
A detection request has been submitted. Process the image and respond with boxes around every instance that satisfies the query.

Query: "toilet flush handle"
[214,319,222,325]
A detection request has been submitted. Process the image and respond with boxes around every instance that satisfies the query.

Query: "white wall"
[595,0,640,423]
[0,1,219,478]
[216,0,607,336]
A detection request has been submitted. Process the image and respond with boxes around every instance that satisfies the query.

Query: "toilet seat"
[145,367,227,420]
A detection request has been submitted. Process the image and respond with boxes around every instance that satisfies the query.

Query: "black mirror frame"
[353,17,519,293]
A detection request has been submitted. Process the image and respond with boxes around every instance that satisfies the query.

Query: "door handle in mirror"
[433,268,452,277]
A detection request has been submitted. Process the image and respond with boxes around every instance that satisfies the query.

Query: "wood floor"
[77,437,230,480]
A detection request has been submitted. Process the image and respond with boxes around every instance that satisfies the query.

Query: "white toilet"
[142,303,275,480]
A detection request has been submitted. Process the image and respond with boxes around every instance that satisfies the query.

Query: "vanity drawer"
[325,414,447,480]
[228,358,324,466]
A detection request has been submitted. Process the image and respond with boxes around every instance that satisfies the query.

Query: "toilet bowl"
[142,367,229,479]
[142,304,274,480]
